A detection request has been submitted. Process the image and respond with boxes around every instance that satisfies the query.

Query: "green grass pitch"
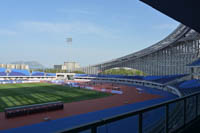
[0,83,111,112]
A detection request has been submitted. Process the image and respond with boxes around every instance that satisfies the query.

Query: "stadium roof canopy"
[140,0,200,33]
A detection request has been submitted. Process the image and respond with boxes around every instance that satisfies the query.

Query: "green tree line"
[100,68,145,76]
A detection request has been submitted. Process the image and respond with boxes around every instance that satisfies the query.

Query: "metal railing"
[75,77,183,97]
[58,91,200,133]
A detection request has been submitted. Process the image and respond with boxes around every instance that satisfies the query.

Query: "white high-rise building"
[54,62,80,72]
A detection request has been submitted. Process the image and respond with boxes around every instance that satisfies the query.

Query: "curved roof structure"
[140,0,200,33]
[94,24,200,67]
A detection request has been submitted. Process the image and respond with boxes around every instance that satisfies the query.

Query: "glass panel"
[97,115,138,133]
[186,96,196,123]
[168,100,184,133]
[143,106,166,133]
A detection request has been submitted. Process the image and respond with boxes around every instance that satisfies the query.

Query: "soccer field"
[0,83,111,112]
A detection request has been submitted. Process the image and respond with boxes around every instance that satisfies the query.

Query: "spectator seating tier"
[8,69,30,76]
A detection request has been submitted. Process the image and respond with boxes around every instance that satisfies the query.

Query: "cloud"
[57,8,94,15]
[0,29,17,35]
[19,21,117,38]
[153,23,178,30]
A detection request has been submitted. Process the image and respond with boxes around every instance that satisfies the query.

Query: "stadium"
[1,0,200,133]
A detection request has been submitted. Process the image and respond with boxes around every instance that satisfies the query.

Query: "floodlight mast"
[66,37,73,73]
[66,37,72,45]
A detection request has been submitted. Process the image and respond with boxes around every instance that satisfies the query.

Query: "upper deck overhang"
[140,0,200,33]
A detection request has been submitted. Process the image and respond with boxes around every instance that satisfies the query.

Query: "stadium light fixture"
[66,37,72,45]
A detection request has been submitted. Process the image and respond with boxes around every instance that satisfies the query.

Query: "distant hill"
[10,61,45,70]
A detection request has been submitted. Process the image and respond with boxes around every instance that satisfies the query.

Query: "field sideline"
[0,83,111,112]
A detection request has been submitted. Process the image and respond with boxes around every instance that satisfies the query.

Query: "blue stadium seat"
[8,69,30,76]
[46,73,56,76]
[188,58,200,66]
[173,80,200,95]
[0,68,7,76]
[74,74,186,84]
[144,74,186,84]
[32,71,45,76]
[74,74,88,77]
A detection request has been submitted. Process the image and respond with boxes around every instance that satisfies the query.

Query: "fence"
[58,91,200,133]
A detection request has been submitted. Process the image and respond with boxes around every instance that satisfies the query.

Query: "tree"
[100,68,145,76]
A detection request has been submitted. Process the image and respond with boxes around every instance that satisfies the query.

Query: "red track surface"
[0,82,162,131]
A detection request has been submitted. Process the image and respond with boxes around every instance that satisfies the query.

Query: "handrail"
[58,91,200,133]
[75,76,183,97]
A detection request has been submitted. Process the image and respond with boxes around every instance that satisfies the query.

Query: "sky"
[0,0,179,68]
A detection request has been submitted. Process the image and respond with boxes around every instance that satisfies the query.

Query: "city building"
[54,62,80,72]
[0,64,29,70]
